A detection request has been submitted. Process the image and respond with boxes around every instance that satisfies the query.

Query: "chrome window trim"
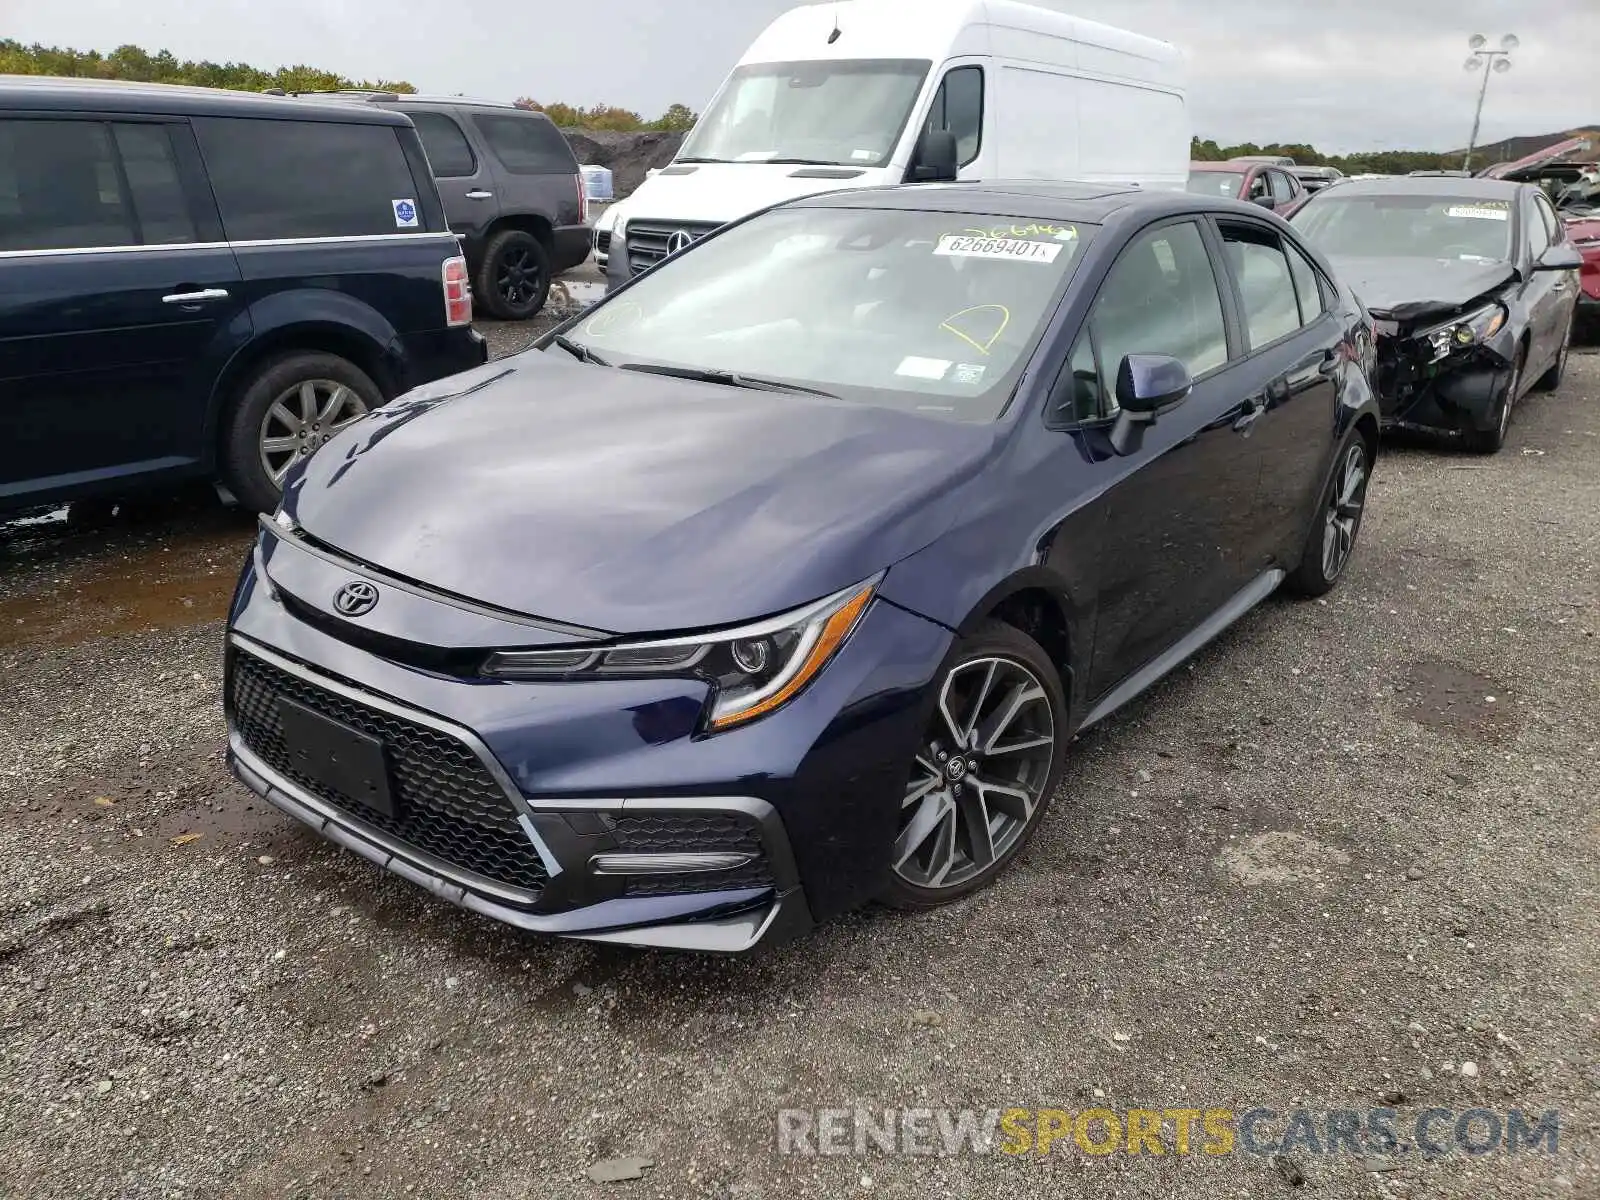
[0,231,457,260]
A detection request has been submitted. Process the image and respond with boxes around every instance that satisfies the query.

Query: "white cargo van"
[600,0,1187,282]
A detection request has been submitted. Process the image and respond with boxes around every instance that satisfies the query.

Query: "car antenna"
[828,4,842,43]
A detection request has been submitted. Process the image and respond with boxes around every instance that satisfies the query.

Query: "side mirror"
[909,129,959,183]
[1535,244,1583,272]
[1109,354,1193,456]
[1251,194,1278,210]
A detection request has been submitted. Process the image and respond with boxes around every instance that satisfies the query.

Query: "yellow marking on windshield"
[958,222,1077,241]
[584,300,644,336]
[940,304,1011,356]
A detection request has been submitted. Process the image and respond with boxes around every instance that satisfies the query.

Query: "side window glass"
[924,67,983,166]
[1535,196,1561,247]
[472,113,577,175]
[1247,173,1271,201]
[1055,221,1228,422]
[0,119,135,252]
[195,118,422,240]
[1527,200,1551,257]
[1284,241,1326,326]
[112,123,198,245]
[1220,223,1301,350]
[407,112,476,178]
[1269,171,1295,204]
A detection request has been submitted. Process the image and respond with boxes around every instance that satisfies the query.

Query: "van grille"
[624,219,722,275]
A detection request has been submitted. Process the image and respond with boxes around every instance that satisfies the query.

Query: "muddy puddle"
[0,497,254,649]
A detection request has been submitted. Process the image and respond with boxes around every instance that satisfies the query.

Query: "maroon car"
[1186,160,1310,218]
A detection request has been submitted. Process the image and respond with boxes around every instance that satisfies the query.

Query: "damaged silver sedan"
[1292,177,1581,451]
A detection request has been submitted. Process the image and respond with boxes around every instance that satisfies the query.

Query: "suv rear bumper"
[551,223,591,273]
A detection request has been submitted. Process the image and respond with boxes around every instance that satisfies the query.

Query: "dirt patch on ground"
[1397,658,1519,743]
[1217,831,1353,886]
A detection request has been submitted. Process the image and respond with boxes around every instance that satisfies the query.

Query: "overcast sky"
[7,0,1593,154]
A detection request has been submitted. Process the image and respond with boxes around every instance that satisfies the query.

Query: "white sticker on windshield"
[1446,204,1509,221]
[935,234,1063,263]
[952,363,987,386]
[851,148,877,161]
[895,356,952,381]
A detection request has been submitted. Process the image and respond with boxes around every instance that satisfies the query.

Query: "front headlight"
[481,576,880,732]
[1424,302,1507,361]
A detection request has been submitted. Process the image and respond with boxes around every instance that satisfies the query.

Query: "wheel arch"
[953,568,1083,709]
[484,213,554,251]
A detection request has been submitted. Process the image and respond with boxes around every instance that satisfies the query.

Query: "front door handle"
[465,190,494,200]
[162,288,230,305]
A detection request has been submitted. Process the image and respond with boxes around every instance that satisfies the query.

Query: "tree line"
[1192,138,1463,176]
[0,38,414,94]
[513,100,699,133]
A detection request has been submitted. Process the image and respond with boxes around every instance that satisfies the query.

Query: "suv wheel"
[221,351,382,513]
[879,621,1066,910]
[478,229,551,320]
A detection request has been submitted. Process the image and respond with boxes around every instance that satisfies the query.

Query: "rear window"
[471,112,576,175]
[194,117,425,240]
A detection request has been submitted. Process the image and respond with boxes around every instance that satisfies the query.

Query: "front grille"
[230,650,548,898]
[613,811,775,897]
[624,219,722,275]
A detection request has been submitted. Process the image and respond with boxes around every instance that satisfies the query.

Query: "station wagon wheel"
[881,622,1066,910]
[477,229,551,320]
[221,351,385,514]
[259,380,369,487]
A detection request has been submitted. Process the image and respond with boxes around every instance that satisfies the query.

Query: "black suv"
[312,93,589,319]
[0,77,488,515]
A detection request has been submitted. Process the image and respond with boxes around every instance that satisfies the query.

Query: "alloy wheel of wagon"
[259,379,370,488]
[886,626,1065,905]
[1320,439,1368,583]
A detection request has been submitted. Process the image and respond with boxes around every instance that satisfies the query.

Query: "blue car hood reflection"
[283,354,1001,635]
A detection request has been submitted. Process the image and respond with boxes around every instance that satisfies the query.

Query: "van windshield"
[677,59,930,168]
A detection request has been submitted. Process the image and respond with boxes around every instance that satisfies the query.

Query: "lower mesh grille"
[613,811,775,897]
[229,649,548,898]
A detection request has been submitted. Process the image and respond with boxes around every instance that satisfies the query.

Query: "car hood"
[281,354,1000,636]
[1327,255,1518,324]
[618,162,890,226]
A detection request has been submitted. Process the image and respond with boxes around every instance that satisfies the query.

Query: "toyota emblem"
[666,229,696,255]
[333,581,380,617]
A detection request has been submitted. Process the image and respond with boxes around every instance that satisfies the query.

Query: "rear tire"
[221,351,382,514]
[476,229,551,320]
[1533,317,1572,392]
[1284,430,1371,597]
[879,621,1067,912]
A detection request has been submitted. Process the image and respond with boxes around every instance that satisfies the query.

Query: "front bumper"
[1372,325,1515,434]
[224,538,951,951]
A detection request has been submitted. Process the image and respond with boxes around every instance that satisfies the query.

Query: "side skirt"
[1075,568,1286,733]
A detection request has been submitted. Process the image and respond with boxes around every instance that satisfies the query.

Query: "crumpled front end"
[1370,302,1518,434]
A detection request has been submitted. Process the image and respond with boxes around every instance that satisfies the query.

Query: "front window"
[677,59,930,168]
[1294,193,1515,263]
[559,207,1093,421]
[1186,170,1246,198]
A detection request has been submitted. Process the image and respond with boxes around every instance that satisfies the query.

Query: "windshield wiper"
[673,156,733,164]
[548,334,610,367]
[620,362,838,398]
[762,158,854,166]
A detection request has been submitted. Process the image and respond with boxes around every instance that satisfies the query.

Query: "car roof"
[1322,176,1524,200]
[301,90,536,114]
[791,181,1284,225]
[1190,161,1252,171]
[0,74,408,123]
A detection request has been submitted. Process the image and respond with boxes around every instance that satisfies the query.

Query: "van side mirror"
[1535,244,1583,271]
[1108,354,1192,456]
[910,129,959,183]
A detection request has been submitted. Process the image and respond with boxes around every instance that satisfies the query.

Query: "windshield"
[1186,170,1245,198]
[1294,194,1515,262]
[557,207,1092,421]
[677,59,930,167]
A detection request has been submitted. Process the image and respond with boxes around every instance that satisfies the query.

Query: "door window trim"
[405,109,478,179]
[0,230,458,260]
[1211,216,1327,358]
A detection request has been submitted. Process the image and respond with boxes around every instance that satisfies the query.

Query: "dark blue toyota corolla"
[226,183,1380,952]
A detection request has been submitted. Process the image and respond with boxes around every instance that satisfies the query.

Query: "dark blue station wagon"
[0,76,488,514]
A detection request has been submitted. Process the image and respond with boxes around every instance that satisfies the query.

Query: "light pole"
[1462,33,1517,173]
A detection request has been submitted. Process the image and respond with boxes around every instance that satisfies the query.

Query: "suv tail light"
[442,255,471,327]
[576,171,588,222]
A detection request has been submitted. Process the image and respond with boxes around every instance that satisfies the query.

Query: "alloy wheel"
[1320,440,1368,582]
[496,247,544,308]
[259,379,369,485]
[893,656,1056,891]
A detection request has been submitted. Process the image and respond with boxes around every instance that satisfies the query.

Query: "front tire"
[221,352,381,514]
[1284,430,1370,597]
[476,229,551,320]
[1465,346,1523,454]
[879,621,1067,911]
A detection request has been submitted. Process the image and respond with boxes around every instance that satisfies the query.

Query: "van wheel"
[221,352,381,513]
[477,230,551,320]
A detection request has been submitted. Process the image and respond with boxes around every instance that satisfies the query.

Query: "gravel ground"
[1,337,1597,1199]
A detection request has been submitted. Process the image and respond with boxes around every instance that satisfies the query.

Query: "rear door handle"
[162,288,230,305]
[465,190,494,200]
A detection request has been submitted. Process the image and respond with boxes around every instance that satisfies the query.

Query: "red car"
[1566,209,1600,334]
[1484,138,1600,335]
[1185,159,1311,218]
